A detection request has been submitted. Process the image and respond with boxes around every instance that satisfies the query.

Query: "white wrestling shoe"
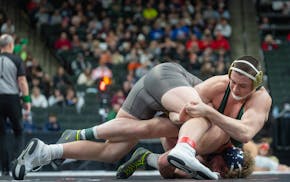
[168,143,219,180]
[12,138,52,180]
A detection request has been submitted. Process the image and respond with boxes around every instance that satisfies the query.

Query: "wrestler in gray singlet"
[122,62,202,119]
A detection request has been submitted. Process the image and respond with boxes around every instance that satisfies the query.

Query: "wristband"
[22,95,32,103]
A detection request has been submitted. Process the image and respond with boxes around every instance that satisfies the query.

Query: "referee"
[0,34,31,176]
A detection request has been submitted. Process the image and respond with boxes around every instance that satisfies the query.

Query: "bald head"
[0,34,14,53]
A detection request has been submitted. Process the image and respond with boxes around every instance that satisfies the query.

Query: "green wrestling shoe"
[116,147,152,179]
[56,129,82,144]
[51,129,82,168]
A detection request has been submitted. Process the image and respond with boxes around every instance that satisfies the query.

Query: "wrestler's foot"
[12,138,51,180]
[51,129,81,167]
[56,129,82,144]
[116,147,151,179]
[168,143,219,180]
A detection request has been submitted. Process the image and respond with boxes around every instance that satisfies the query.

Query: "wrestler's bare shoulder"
[194,75,229,102]
[196,75,229,91]
[249,86,272,104]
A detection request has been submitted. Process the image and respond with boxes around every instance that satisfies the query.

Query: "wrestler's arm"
[202,91,271,143]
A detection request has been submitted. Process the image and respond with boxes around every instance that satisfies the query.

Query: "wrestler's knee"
[161,137,177,151]
[158,153,176,179]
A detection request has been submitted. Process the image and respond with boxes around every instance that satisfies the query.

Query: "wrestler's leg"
[97,109,179,141]
[168,117,219,179]
[195,124,230,155]
[58,109,179,143]
[160,137,177,151]
[62,140,138,162]
[159,122,229,178]
[12,138,138,180]
[161,87,202,113]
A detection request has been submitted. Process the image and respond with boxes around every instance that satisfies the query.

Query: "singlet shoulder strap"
[218,84,230,113]
[236,102,245,119]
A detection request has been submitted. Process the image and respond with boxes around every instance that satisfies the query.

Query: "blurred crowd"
[1,0,234,132]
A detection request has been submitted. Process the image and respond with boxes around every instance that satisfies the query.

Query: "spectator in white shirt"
[31,86,48,108]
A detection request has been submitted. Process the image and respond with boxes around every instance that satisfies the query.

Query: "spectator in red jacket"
[54,32,72,51]
[212,30,230,52]
[261,34,278,51]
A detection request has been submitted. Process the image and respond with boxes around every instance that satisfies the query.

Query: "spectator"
[185,34,200,52]
[43,113,61,132]
[184,52,201,74]
[54,32,72,52]
[53,66,72,91]
[214,17,232,38]
[77,67,95,86]
[286,32,290,43]
[244,140,290,172]
[35,7,49,30]
[261,34,278,51]
[281,2,290,15]
[31,86,48,108]
[217,5,230,20]
[50,9,62,25]
[106,103,121,120]
[122,80,132,97]
[65,87,78,106]
[142,2,158,21]
[71,52,92,76]
[22,110,37,133]
[199,29,214,51]
[111,50,125,65]
[1,18,15,34]
[259,16,270,30]
[20,44,29,61]
[111,89,125,106]
[170,20,190,41]
[48,88,65,107]
[148,21,164,40]
[41,73,53,99]
[212,30,230,52]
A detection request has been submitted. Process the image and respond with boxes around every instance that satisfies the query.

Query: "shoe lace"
[123,152,149,175]
[123,160,143,175]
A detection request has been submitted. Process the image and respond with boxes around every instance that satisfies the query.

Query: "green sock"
[80,126,98,141]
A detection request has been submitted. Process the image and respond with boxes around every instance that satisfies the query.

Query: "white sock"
[146,153,161,169]
[48,144,63,160]
[92,126,98,138]
[80,130,86,139]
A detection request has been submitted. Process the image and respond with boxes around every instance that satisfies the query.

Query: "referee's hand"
[23,102,31,112]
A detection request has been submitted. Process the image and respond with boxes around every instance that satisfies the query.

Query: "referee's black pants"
[0,94,23,172]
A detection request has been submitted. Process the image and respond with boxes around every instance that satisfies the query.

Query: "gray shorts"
[121,62,202,119]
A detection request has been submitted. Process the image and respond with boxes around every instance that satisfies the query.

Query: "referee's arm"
[18,75,31,112]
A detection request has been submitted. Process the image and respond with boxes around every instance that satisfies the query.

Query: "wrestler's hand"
[169,112,183,125]
[23,102,31,112]
[179,105,191,122]
[185,100,209,118]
